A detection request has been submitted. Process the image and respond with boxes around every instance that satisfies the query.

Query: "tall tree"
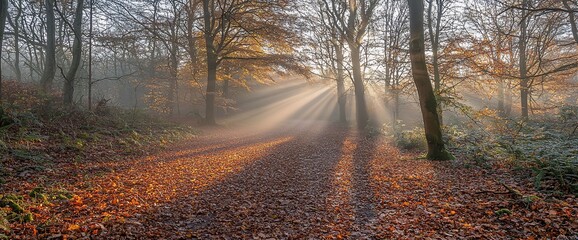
[87,0,93,109]
[310,0,347,124]
[426,0,446,124]
[381,0,410,126]
[7,0,21,82]
[40,0,56,92]
[407,0,452,160]
[63,0,84,105]
[201,0,217,124]
[518,0,529,119]
[0,0,7,101]
[334,35,347,124]
[322,0,379,129]
[201,0,299,125]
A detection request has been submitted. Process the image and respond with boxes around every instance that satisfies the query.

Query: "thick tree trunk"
[203,0,217,125]
[40,0,56,92]
[63,0,84,105]
[335,43,346,124]
[0,0,8,101]
[350,44,368,129]
[408,0,452,160]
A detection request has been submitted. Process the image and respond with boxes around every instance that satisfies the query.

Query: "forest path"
[11,122,577,239]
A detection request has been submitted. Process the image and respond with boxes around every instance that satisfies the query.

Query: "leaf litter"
[1,124,576,239]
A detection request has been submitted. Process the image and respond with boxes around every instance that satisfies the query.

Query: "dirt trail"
[7,123,578,239]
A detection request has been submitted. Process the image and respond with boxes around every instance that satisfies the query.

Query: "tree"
[201,0,299,125]
[407,0,452,160]
[321,0,379,129]
[380,0,410,126]
[426,0,447,124]
[494,0,577,118]
[201,0,217,124]
[518,0,529,119]
[40,0,56,92]
[0,0,7,101]
[306,0,348,124]
[63,0,84,105]
[6,0,21,82]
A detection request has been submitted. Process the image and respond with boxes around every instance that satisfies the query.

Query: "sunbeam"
[222,81,337,132]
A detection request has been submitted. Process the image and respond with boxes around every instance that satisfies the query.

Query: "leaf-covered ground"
[2,123,577,239]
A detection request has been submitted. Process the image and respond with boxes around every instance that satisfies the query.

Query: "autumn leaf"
[68,224,80,231]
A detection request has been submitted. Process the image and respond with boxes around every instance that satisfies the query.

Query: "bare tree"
[40,0,56,92]
[308,0,348,124]
[63,0,84,105]
[321,0,380,129]
[7,0,21,82]
[408,0,452,160]
[381,0,410,126]
[426,0,447,124]
[0,0,7,101]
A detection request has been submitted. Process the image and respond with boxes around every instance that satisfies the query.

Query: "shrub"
[395,127,428,151]
[446,117,578,195]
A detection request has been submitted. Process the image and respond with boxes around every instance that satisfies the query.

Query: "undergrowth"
[381,121,427,152]
[445,107,578,196]
[380,106,577,195]
[0,81,198,232]
[0,81,197,175]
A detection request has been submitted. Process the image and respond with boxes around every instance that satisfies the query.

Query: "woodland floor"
[3,121,578,239]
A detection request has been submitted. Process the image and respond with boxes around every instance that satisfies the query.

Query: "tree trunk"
[427,0,443,126]
[63,0,84,105]
[40,0,56,92]
[186,0,199,114]
[393,88,400,123]
[408,0,452,161]
[350,44,368,129]
[169,40,178,115]
[88,0,93,109]
[0,0,7,101]
[222,78,229,98]
[203,0,217,125]
[505,83,512,116]
[11,0,22,82]
[335,43,346,124]
[498,79,505,117]
[562,0,578,44]
[204,55,217,125]
[519,0,529,119]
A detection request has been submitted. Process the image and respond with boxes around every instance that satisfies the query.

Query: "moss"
[522,195,540,205]
[29,187,48,202]
[22,212,33,223]
[427,148,455,161]
[495,208,512,216]
[56,193,73,200]
[1,200,24,214]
